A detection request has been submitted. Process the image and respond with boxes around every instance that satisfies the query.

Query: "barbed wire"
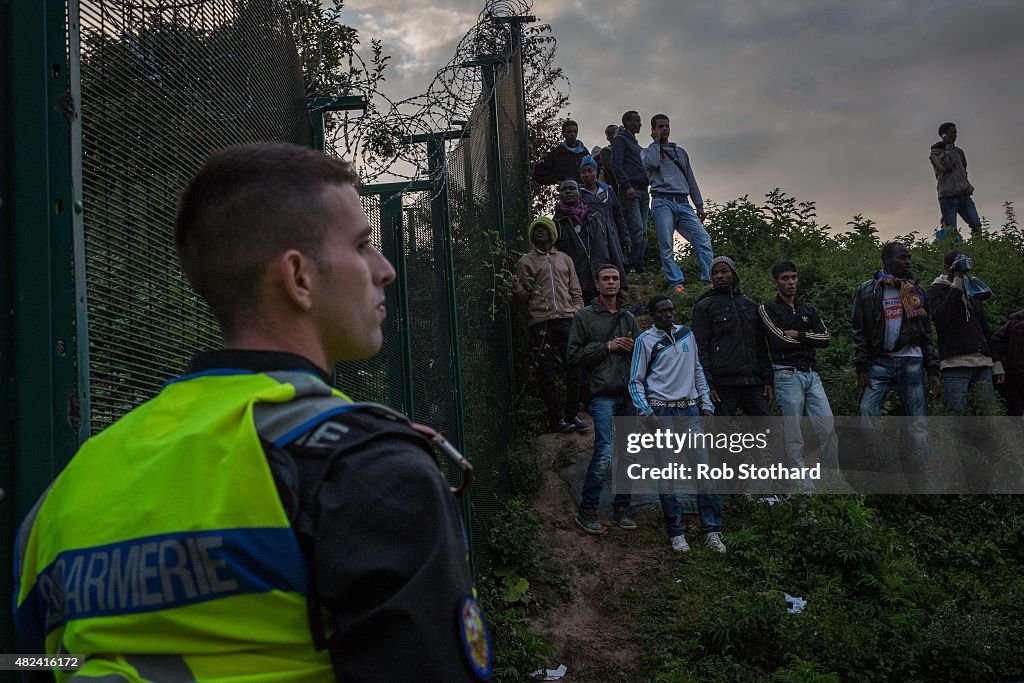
[311,0,534,193]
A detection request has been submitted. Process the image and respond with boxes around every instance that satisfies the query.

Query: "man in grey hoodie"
[930,122,982,235]
[642,114,714,293]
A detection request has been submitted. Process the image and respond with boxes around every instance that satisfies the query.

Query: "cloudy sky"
[342,0,1024,237]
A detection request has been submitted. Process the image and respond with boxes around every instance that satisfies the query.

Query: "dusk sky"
[342,0,1024,237]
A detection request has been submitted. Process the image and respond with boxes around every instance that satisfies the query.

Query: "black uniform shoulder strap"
[252,373,433,666]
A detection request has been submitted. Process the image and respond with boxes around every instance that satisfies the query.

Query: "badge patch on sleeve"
[458,594,492,680]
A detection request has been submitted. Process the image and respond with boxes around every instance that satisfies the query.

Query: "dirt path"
[527,425,675,682]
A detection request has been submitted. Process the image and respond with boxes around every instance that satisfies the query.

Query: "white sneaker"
[705,531,727,553]
[670,534,690,552]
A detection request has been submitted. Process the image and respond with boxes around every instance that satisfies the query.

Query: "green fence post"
[473,56,519,437]
[497,15,535,202]
[305,96,367,152]
[1,0,84,657]
[379,191,416,418]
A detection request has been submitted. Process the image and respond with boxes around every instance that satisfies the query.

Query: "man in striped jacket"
[758,260,841,493]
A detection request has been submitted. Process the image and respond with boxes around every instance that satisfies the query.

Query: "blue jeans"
[619,187,650,269]
[773,368,840,487]
[580,395,634,512]
[941,366,994,415]
[652,198,713,285]
[859,356,930,474]
[939,195,981,233]
[651,405,722,534]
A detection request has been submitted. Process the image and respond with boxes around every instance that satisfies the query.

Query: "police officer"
[13,143,491,681]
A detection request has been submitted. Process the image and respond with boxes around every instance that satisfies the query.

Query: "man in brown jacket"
[515,216,589,432]
[930,122,982,235]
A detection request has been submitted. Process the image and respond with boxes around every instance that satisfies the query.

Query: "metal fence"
[337,49,529,567]
[2,0,529,656]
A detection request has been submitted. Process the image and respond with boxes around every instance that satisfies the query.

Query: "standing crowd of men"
[522,115,1024,552]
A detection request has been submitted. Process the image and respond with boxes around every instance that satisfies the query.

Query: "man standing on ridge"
[610,110,650,273]
[930,122,983,236]
[13,143,490,682]
[641,113,714,294]
[534,118,589,186]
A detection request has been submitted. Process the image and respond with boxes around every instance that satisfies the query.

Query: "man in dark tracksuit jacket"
[691,256,773,416]
[759,260,840,489]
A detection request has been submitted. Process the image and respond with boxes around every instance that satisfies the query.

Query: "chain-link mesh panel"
[337,42,530,569]
[79,0,311,432]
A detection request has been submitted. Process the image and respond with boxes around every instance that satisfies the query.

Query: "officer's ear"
[277,249,315,311]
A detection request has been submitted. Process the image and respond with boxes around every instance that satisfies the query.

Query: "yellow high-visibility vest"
[14,369,354,682]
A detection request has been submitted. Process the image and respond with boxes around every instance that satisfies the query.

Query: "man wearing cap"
[926,249,1003,414]
[514,216,589,433]
[641,114,714,294]
[691,256,773,416]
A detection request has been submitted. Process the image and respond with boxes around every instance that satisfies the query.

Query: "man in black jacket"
[851,242,941,488]
[691,256,773,416]
[534,119,589,186]
[759,260,841,491]
[610,110,650,272]
[852,242,941,415]
[926,250,1004,414]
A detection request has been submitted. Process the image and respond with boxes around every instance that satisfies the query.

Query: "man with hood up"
[514,216,589,433]
[534,119,590,186]
[691,256,774,416]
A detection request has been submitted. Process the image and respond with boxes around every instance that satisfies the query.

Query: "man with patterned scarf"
[533,119,590,186]
[852,242,941,487]
[853,242,941,414]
